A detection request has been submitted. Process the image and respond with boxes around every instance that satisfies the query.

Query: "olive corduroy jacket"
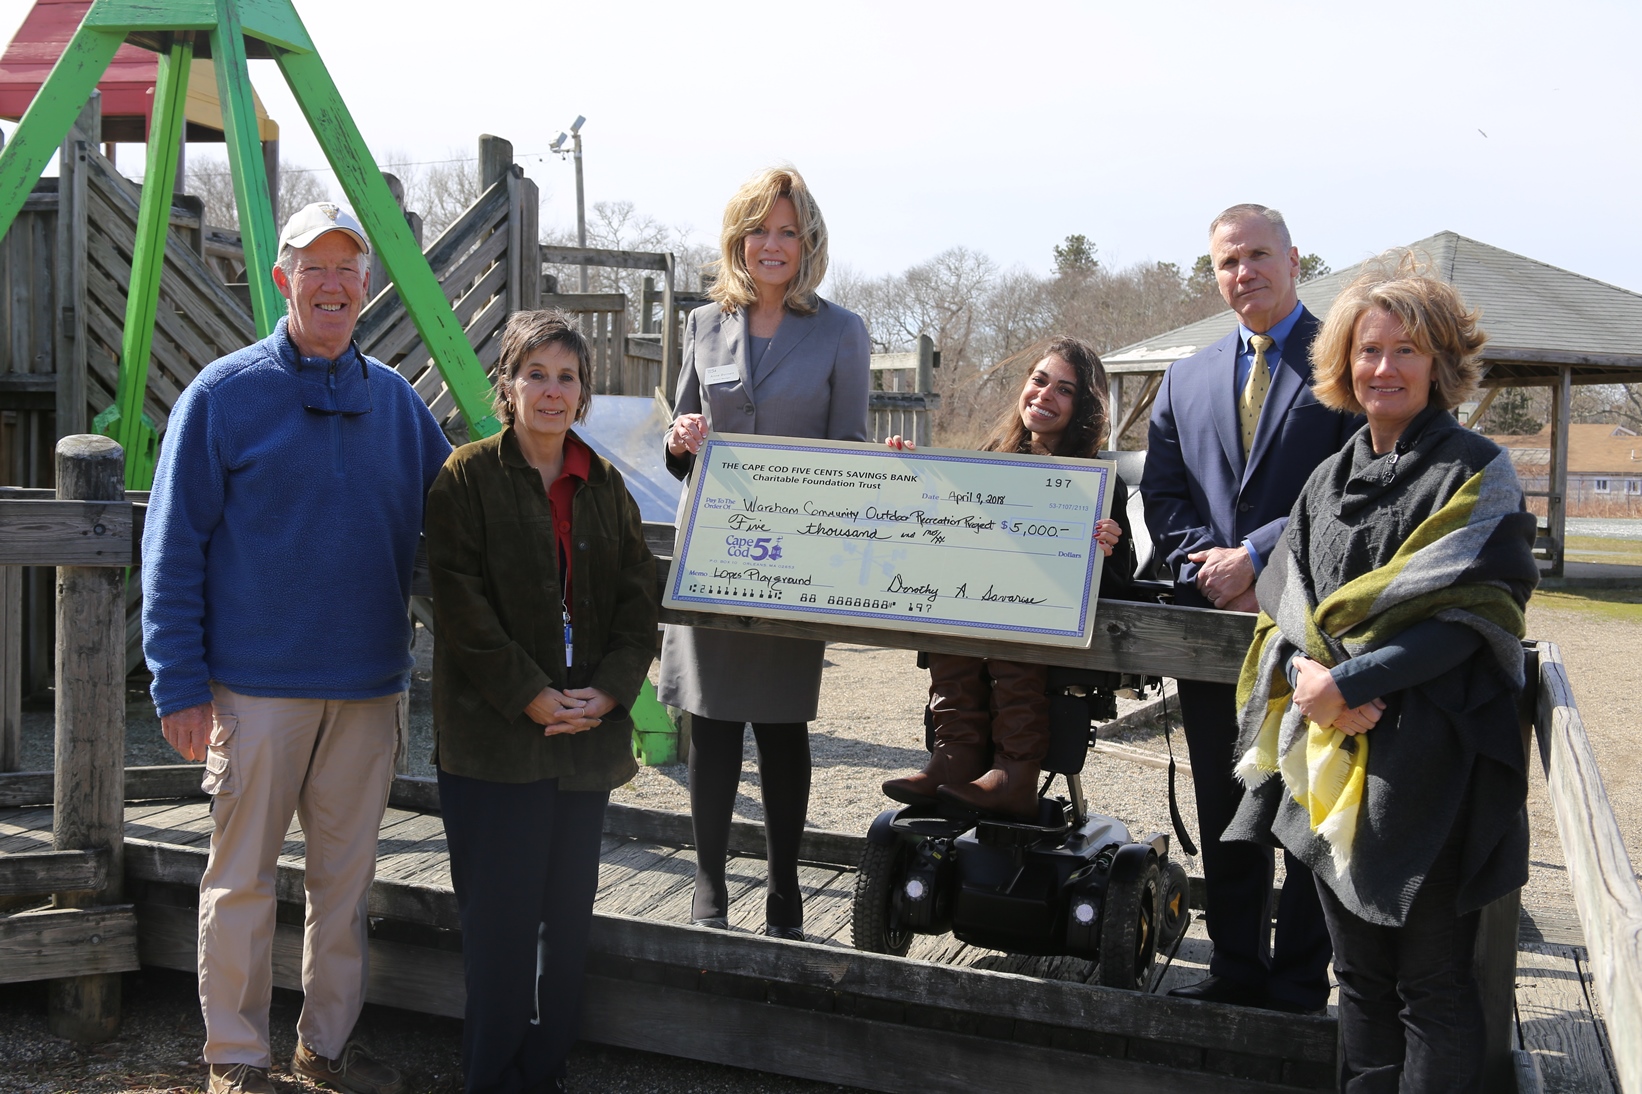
[427,427,657,790]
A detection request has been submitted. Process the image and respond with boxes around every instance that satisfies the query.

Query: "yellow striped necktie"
[1241,334,1274,454]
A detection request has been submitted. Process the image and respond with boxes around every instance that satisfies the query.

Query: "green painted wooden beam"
[233,0,314,53]
[210,0,280,336]
[81,0,216,28]
[273,47,501,437]
[0,24,122,246]
[97,38,193,489]
[0,0,499,444]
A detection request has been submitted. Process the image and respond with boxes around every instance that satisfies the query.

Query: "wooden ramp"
[0,791,1614,1094]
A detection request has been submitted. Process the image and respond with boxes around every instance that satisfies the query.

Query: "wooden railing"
[0,436,138,1042]
[1531,642,1642,1092]
[539,290,629,396]
[541,245,678,401]
[869,334,941,446]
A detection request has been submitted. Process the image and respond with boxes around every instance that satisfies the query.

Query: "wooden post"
[209,5,280,335]
[661,252,676,402]
[0,563,20,771]
[1548,368,1571,579]
[368,172,408,298]
[641,276,657,334]
[1109,375,1124,448]
[53,94,97,439]
[395,689,412,777]
[478,134,512,191]
[1472,708,1533,1091]
[504,166,523,315]
[47,434,126,1042]
[916,335,937,446]
[517,172,540,311]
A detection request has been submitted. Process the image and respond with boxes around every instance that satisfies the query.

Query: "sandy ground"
[3,587,1636,1093]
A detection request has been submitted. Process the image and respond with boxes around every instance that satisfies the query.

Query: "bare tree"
[1614,384,1642,433]
[539,200,714,328]
[382,149,481,240]
[184,153,333,229]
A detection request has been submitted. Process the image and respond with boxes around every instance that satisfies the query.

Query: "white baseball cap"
[278,202,371,255]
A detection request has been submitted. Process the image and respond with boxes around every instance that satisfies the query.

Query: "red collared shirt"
[546,434,592,618]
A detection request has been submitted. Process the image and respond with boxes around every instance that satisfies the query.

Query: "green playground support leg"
[630,680,682,767]
[0,24,122,246]
[96,38,192,490]
[211,0,280,336]
[0,0,504,449]
[272,45,501,438]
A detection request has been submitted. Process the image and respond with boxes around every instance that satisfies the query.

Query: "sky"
[2,0,1639,293]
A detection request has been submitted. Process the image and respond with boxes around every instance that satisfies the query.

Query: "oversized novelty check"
[665,434,1116,648]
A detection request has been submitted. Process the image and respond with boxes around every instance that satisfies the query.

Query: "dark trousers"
[1177,678,1332,1007]
[688,717,810,928]
[1320,832,1485,1093]
[438,768,609,1094]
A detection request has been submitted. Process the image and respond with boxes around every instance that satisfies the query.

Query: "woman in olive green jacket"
[426,311,656,1094]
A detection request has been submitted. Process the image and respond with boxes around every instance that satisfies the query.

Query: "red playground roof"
[0,0,277,143]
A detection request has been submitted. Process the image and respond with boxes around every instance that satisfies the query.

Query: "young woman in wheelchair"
[881,337,1136,818]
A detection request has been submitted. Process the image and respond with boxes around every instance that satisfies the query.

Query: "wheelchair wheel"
[1098,856,1163,990]
[852,839,914,956]
[1159,859,1191,950]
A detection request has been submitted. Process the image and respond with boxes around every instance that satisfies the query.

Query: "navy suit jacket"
[1141,308,1359,609]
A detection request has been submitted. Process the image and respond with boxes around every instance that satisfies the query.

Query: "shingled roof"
[1491,424,1642,475]
[1104,231,1642,385]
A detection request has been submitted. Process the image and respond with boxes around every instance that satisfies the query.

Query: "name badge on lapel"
[704,364,739,387]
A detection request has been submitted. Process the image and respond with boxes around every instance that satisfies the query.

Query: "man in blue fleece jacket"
[142,204,451,1094]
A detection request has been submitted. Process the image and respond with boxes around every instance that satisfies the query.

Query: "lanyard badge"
[562,607,574,668]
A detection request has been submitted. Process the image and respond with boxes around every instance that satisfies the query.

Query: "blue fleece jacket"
[142,317,452,717]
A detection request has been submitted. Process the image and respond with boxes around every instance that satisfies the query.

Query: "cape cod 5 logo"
[725,535,783,562]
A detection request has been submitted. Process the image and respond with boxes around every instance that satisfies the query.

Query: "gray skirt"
[656,624,824,724]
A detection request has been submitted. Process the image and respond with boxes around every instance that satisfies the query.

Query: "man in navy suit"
[1142,204,1357,1012]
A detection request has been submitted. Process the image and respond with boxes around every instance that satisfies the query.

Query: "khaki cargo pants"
[197,684,403,1067]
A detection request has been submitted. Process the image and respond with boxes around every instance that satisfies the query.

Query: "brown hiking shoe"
[291,1041,404,1094]
[208,1063,277,1094]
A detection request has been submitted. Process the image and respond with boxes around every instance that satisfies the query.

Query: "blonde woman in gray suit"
[660,166,870,940]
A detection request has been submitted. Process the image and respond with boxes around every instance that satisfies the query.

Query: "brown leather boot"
[937,659,1050,819]
[883,653,991,805]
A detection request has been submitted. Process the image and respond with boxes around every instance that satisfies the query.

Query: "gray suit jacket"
[658,298,871,722]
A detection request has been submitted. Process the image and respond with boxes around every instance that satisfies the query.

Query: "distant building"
[1491,424,1642,518]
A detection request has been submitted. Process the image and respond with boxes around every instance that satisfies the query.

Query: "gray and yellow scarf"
[1225,408,1538,925]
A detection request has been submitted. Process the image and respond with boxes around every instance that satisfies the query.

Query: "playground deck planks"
[0,797,1618,1092]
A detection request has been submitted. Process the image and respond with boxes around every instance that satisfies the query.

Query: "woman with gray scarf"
[1225,256,1538,1092]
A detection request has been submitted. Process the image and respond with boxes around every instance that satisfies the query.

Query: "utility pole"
[552,116,587,291]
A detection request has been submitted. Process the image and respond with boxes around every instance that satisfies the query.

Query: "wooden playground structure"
[0,2,1634,1091]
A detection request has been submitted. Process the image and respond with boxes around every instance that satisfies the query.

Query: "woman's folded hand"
[1291,655,1386,735]
[528,686,617,736]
